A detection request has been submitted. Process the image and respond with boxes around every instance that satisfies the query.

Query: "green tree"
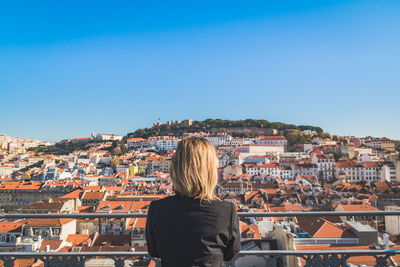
[126,118,324,138]
[111,158,120,170]
[333,152,345,161]
[120,143,126,154]
[318,132,331,139]
[112,147,122,156]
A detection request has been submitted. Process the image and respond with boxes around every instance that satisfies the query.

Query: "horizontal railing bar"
[0,250,400,257]
[238,211,397,217]
[0,211,399,219]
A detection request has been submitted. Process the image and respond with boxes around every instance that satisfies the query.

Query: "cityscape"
[1,118,400,266]
[2,1,400,266]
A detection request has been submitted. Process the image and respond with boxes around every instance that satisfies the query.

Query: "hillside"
[126,119,323,139]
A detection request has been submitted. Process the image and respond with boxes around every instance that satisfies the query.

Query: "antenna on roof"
[79,169,85,187]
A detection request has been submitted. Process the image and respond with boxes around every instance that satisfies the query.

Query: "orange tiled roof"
[22,202,63,211]
[364,161,379,168]
[24,218,73,227]
[239,221,261,239]
[82,191,105,200]
[0,181,43,190]
[60,189,83,199]
[131,200,151,211]
[103,185,124,191]
[80,186,101,191]
[97,200,134,212]
[297,217,353,238]
[336,160,358,168]
[245,163,278,169]
[338,203,380,212]
[133,217,147,228]
[92,235,131,246]
[0,221,26,233]
[66,234,93,246]
[10,258,36,267]
[77,205,94,213]
[373,182,390,193]
[267,202,303,212]
[39,240,63,251]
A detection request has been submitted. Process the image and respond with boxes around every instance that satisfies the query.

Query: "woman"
[146,136,241,266]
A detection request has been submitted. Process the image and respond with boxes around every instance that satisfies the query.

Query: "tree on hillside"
[125,119,324,138]
[333,152,345,161]
[112,147,122,156]
[318,132,331,139]
[111,158,120,170]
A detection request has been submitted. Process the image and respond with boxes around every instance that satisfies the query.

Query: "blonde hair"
[171,136,218,202]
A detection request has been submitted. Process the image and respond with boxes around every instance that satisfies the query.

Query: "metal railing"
[1,211,400,267]
[0,250,399,267]
[1,210,400,219]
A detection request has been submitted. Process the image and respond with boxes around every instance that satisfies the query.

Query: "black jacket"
[146,195,241,267]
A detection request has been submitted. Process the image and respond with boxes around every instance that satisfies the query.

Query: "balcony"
[1,211,400,267]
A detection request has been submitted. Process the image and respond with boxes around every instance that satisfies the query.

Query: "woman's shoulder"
[150,195,234,208]
[149,195,174,208]
[210,199,235,207]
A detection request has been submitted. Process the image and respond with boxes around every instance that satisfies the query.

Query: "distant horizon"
[1,1,399,141]
[1,117,399,143]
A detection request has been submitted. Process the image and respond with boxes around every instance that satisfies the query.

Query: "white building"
[278,152,309,160]
[155,137,179,151]
[311,154,336,180]
[293,164,318,178]
[381,162,397,182]
[256,136,287,151]
[0,221,23,247]
[335,160,382,182]
[385,206,400,235]
[312,137,337,146]
[279,167,294,180]
[245,163,279,177]
[95,133,122,141]
[237,144,284,157]
[204,134,232,147]
[127,138,146,148]
[364,138,381,149]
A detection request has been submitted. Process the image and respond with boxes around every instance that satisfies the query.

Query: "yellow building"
[137,160,148,175]
[150,158,172,173]
[381,139,396,152]
[129,164,139,175]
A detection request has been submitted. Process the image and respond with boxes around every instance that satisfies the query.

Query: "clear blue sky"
[1,1,399,141]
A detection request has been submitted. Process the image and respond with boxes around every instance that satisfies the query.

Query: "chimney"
[383,233,389,250]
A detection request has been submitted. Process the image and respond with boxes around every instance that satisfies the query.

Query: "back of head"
[171,136,218,201]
